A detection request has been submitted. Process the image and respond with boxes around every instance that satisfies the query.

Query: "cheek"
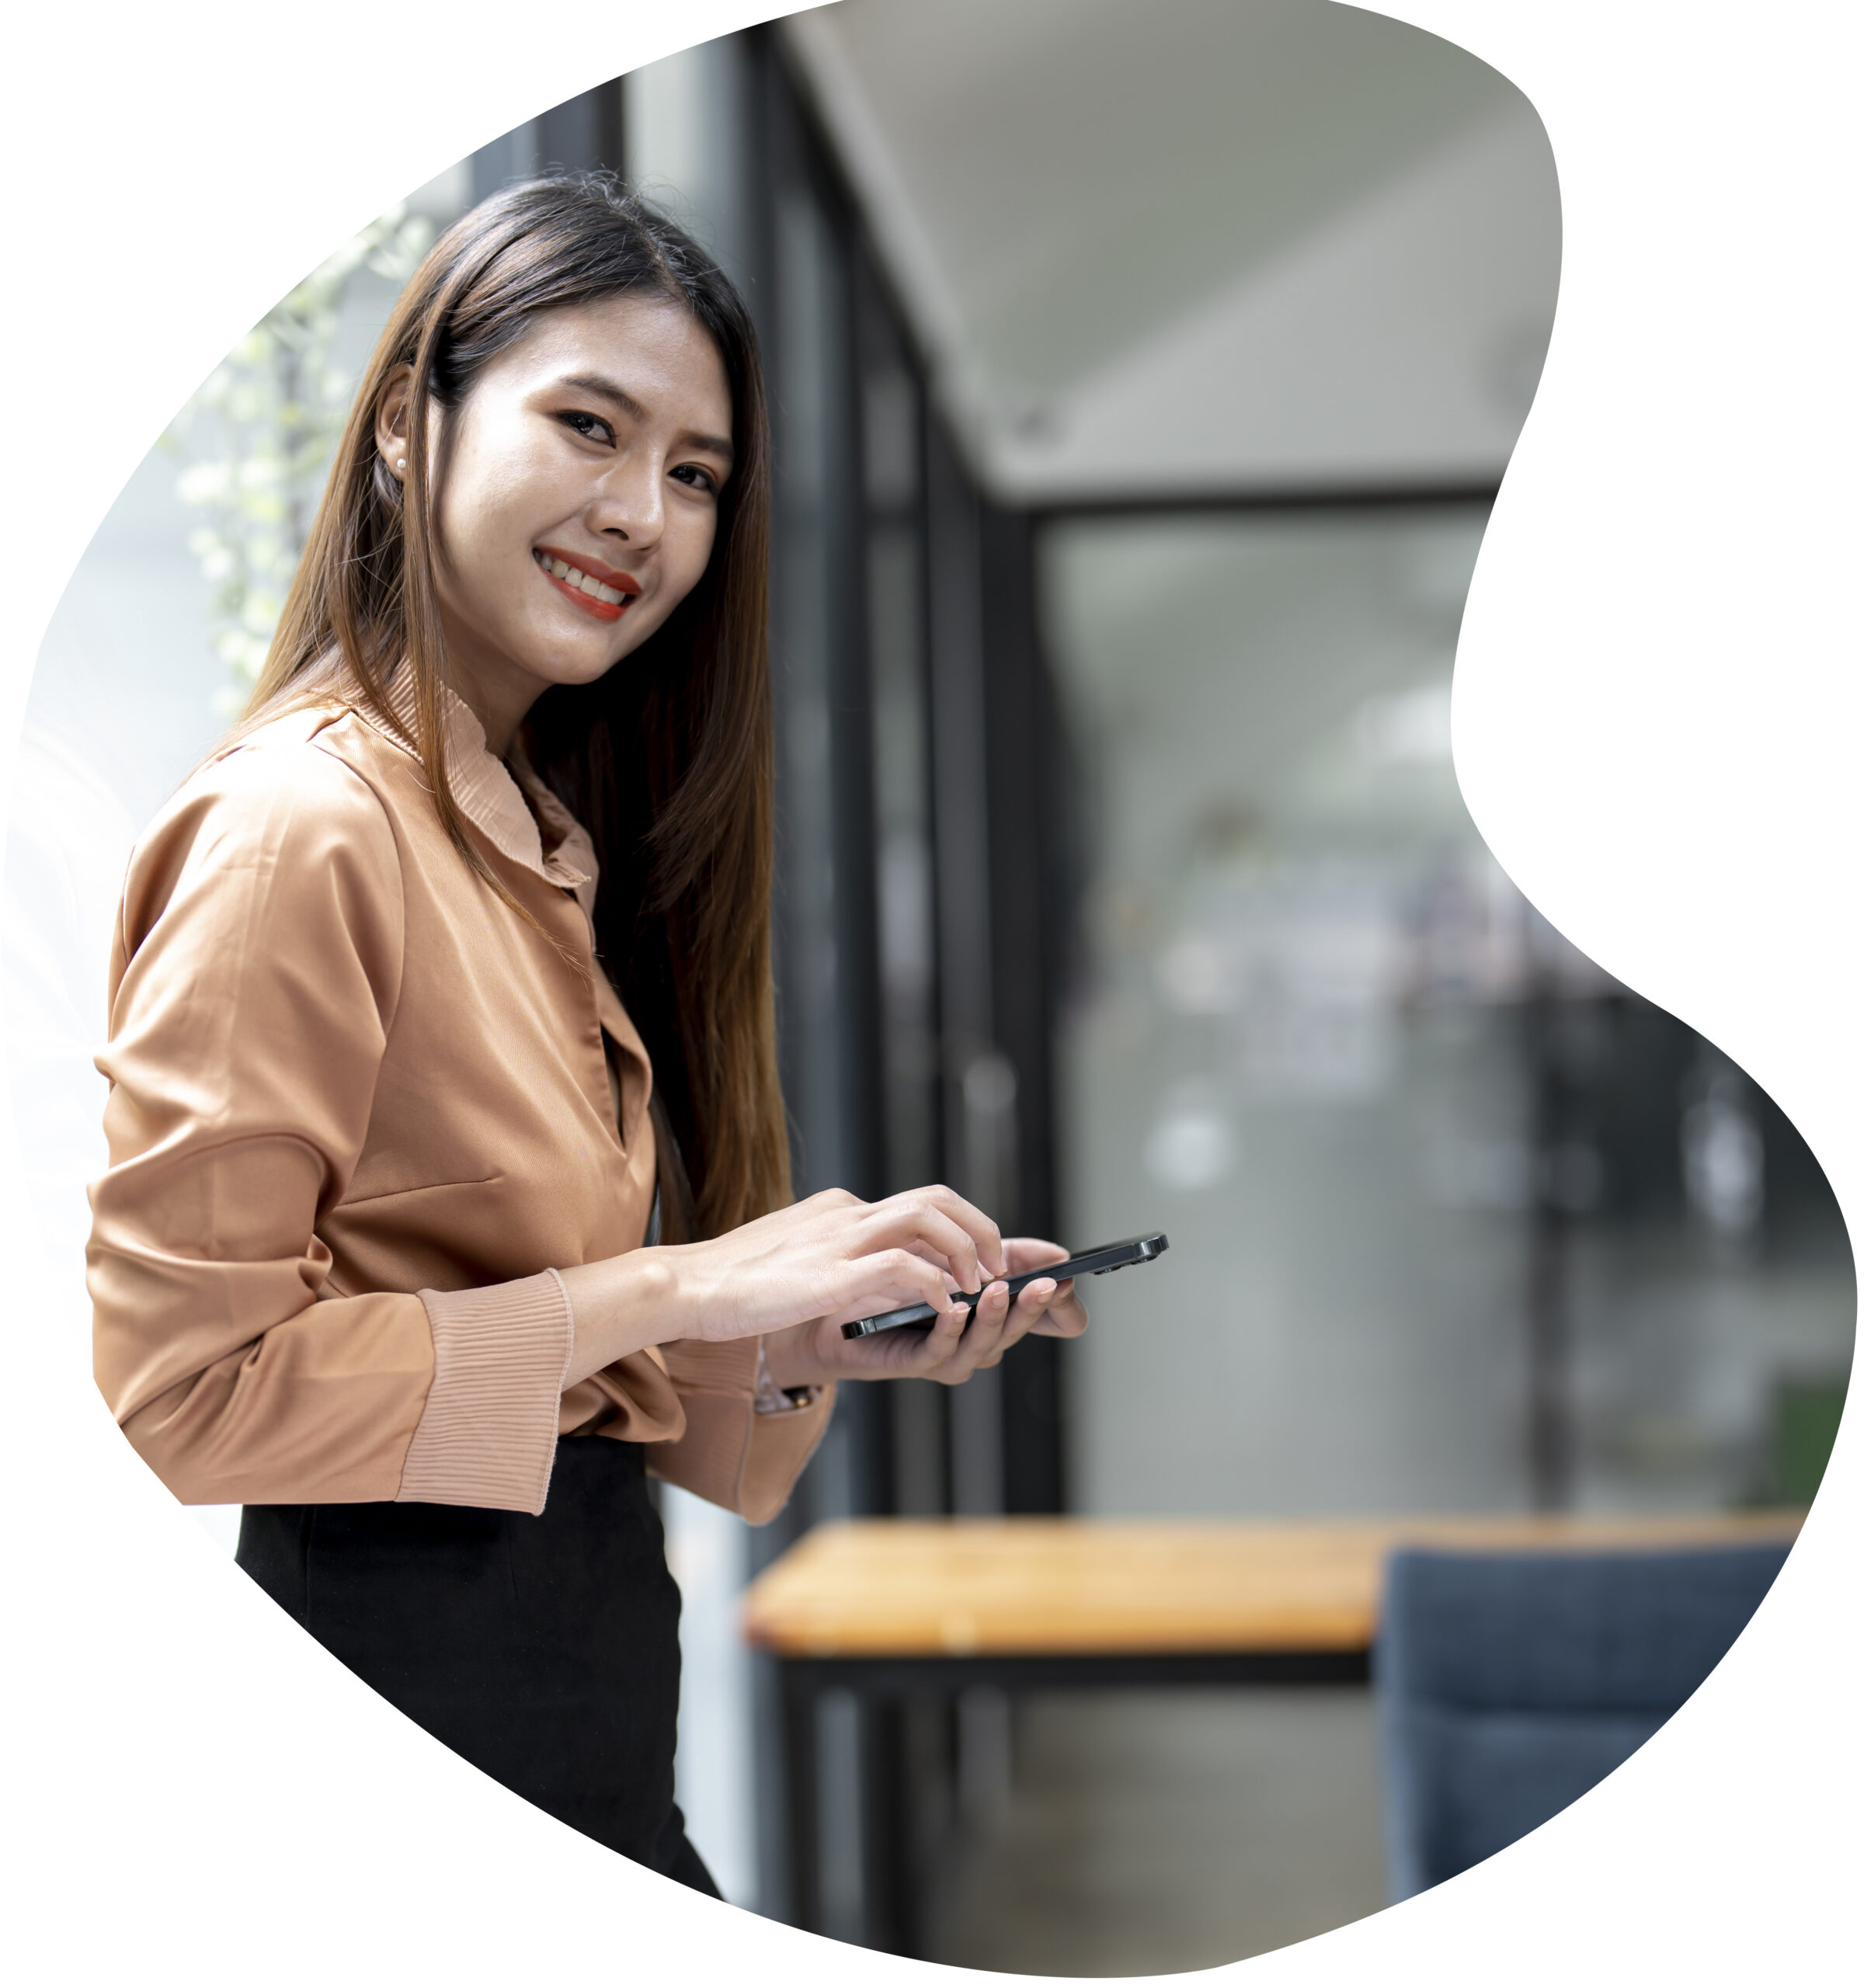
[436,428,546,569]
[666,514,720,607]
[613,518,717,659]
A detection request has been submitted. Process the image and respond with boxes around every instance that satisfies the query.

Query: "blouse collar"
[355,664,599,916]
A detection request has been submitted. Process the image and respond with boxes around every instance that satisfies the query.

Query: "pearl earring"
[395,457,407,475]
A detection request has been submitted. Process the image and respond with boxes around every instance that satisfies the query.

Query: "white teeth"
[539,551,628,607]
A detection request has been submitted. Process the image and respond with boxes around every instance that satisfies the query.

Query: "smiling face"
[377,292,734,754]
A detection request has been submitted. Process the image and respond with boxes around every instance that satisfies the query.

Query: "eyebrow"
[555,370,735,467]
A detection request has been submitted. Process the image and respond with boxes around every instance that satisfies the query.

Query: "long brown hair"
[245,174,788,1238]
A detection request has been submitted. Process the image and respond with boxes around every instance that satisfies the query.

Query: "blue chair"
[1376,1541,1791,1899]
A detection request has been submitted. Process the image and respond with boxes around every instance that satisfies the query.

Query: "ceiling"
[782,0,1561,502]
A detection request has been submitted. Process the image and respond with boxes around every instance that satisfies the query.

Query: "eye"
[670,462,722,495]
[556,409,616,446]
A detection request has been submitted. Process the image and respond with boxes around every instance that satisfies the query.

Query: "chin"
[522,619,642,687]
[530,652,629,695]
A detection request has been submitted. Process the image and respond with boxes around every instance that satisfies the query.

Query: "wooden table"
[743,1512,1802,1937]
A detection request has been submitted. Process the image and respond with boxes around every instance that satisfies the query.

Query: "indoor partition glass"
[1040,506,1852,1524]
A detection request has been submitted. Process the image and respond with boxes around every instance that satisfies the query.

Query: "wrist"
[556,1245,696,1388]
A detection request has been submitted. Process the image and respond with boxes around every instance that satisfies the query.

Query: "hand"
[556,1184,1007,1386]
[761,1236,1089,1390]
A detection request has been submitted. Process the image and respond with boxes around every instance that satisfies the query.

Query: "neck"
[442,662,530,760]
[433,613,548,760]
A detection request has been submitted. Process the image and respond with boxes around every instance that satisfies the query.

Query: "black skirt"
[235,1434,719,1894]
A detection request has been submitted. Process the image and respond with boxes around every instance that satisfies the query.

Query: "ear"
[375,365,415,482]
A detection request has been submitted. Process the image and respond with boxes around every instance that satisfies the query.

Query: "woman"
[87,175,1085,1894]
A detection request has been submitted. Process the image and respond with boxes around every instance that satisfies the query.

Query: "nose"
[587,453,664,548]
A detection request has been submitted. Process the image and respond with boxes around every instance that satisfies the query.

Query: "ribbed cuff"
[739,1382,836,1522]
[396,1269,575,1514]
[649,1337,836,1522]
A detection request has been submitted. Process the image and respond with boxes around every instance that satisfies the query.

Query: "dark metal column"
[980,506,1076,1514]
[925,420,1007,1520]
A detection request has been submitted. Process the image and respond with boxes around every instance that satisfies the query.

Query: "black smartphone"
[841,1232,1170,1339]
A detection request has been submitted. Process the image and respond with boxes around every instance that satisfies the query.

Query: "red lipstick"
[533,545,643,624]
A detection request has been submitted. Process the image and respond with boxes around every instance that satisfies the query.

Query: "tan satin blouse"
[87,666,833,1521]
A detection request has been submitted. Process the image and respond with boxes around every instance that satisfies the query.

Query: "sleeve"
[86,738,572,1513]
[647,1336,836,1525]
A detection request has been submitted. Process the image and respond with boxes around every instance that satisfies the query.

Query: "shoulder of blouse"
[135,697,413,860]
[115,701,409,1000]
[141,700,390,845]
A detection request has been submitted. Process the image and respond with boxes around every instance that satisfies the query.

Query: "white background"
[1,2,1855,1980]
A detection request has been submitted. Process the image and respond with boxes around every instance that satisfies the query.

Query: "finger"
[890,1185,1007,1284]
[1010,1277,1059,1333]
[989,1279,1051,1357]
[952,1281,1014,1371]
[912,1298,972,1371]
[909,1282,998,1386]
[1029,1279,1088,1336]
[1003,1236,1069,1276]
[862,1200,992,1297]
[834,1247,962,1326]
[833,1312,949,1377]
[916,1192,1006,1289]
[975,1279,1012,1333]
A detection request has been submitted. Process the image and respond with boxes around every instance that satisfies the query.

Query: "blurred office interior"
[19,0,1852,1973]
